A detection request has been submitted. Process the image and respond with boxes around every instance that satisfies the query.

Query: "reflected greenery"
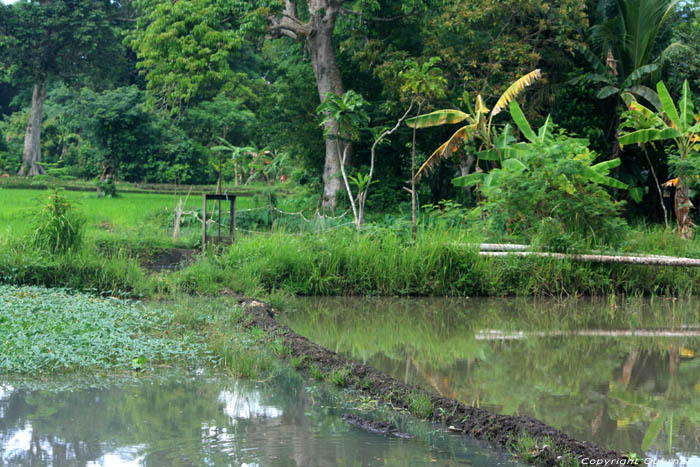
[283,297,700,461]
[0,370,520,466]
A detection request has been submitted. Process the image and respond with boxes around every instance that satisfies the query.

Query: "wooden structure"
[202,194,236,250]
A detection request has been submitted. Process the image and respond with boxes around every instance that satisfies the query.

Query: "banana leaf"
[583,167,628,189]
[452,172,485,187]
[619,127,682,146]
[509,101,536,143]
[657,81,682,130]
[406,109,470,128]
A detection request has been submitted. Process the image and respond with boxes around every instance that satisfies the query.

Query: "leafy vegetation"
[0,285,203,374]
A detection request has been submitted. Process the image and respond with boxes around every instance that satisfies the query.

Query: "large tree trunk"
[269,1,347,212]
[17,83,47,176]
[308,10,345,211]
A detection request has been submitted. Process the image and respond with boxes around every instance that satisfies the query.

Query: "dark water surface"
[283,297,700,466]
[0,370,519,466]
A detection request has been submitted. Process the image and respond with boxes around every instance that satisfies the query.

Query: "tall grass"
[0,235,154,296]
[167,227,700,297]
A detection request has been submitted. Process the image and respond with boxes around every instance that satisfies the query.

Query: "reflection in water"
[283,296,700,464]
[0,371,518,466]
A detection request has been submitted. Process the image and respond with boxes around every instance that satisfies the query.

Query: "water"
[283,296,700,465]
[0,370,518,466]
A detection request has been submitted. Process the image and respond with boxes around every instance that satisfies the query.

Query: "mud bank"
[241,299,632,467]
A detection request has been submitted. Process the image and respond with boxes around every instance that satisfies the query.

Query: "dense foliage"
[0,0,699,238]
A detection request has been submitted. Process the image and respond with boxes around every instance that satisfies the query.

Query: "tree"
[128,0,243,116]
[454,101,628,245]
[418,0,587,102]
[131,0,435,211]
[0,0,122,176]
[577,0,679,111]
[406,70,542,181]
[399,57,447,237]
[619,80,700,238]
[316,90,370,228]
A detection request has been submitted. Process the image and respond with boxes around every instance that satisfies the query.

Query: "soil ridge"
[240,299,632,466]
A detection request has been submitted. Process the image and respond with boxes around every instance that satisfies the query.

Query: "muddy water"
[283,297,700,465]
[0,370,519,466]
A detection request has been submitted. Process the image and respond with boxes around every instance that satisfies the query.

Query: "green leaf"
[583,167,628,189]
[406,109,470,128]
[627,85,661,111]
[577,46,610,76]
[591,158,622,174]
[509,101,536,143]
[680,80,694,127]
[621,64,659,89]
[619,127,682,145]
[597,85,620,99]
[452,172,485,187]
[642,413,666,452]
[657,81,682,130]
[629,186,645,203]
[502,158,528,172]
[537,115,553,143]
[476,148,501,161]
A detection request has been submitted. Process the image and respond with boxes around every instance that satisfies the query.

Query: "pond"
[0,370,519,466]
[282,296,700,466]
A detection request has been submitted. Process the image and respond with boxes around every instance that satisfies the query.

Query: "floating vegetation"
[0,285,204,374]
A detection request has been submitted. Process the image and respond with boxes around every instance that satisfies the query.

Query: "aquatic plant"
[0,285,203,374]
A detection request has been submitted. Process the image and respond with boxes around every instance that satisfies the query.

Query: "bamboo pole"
[476,329,700,340]
[478,251,700,267]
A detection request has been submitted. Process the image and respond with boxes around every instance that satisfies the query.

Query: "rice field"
[0,188,257,246]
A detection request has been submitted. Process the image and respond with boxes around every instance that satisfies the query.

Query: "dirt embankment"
[241,299,632,467]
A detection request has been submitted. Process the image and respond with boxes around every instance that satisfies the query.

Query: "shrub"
[32,190,85,253]
[455,109,628,248]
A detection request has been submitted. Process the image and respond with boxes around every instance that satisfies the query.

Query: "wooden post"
[229,195,236,241]
[201,196,207,251]
[203,194,236,247]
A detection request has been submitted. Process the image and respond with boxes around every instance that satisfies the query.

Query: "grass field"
[2,184,700,299]
[0,188,258,247]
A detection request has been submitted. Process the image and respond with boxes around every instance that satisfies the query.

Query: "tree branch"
[268,1,310,40]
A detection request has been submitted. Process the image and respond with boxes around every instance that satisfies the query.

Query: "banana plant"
[619,80,700,238]
[454,101,628,192]
[406,69,542,182]
[211,137,255,186]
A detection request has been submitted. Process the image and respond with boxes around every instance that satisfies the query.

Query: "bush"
[32,190,85,253]
[457,120,627,248]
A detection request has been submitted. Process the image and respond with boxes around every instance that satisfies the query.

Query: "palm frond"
[491,69,541,116]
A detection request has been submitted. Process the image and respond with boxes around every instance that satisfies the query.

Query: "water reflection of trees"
[0,371,478,466]
[285,296,700,459]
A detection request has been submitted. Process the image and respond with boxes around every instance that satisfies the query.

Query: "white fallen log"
[478,251,700,267]
[476,329,700,340]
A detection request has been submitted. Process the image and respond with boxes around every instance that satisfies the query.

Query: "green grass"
[165,227,700,297]
[408,391,433,418]
[165,295,285,379]
[509,432,583,466]
[0,188,257,247]
[327,368,351,387]
[0,285,204,374]
[2,184,700,298]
